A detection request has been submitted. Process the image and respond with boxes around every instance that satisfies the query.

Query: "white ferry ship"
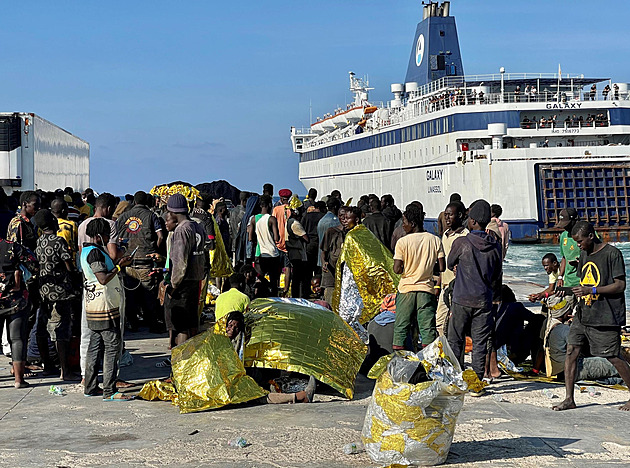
[290,1,630,242]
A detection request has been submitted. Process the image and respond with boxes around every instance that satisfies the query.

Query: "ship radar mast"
[349,71,373,107]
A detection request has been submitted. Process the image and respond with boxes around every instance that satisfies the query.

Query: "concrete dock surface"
[2,277,629,467]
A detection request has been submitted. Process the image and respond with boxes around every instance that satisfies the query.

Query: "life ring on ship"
[364,106,377,114]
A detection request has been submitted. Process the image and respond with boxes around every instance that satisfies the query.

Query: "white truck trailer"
[0,113,89,194]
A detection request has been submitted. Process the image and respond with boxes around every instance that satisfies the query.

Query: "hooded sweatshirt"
[447,230,502,309]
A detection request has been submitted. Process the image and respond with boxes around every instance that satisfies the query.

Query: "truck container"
[0,112,89,194]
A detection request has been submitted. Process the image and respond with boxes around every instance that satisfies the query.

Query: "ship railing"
[519,120,610,130]
[293,127,316,135]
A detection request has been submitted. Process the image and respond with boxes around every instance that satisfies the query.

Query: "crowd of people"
[1,183,629,411]
[521,113,610,129]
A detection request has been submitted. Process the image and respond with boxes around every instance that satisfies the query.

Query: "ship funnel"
[405,1,463,87]
[442,1,450,16]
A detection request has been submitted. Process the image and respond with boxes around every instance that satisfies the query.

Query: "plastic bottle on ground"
[49,385,64,396]
[227,437,247,448]
[541,388,556,399]
[586,386,600,397]
[343,442,364,455]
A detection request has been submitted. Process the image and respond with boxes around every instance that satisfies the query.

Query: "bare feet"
[14,381,29,389]
[103,392,135,401]
[552,398,577,411]
[115,380,135,389]
[620,400,630,411]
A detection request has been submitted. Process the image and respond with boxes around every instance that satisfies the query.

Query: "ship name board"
[426,169,443,180]
[545,102,583,109]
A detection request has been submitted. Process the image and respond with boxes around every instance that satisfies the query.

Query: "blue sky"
[1,1,628,196]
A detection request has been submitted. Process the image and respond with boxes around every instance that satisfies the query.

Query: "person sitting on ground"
[310,275,323,300]
[553,221,630,412]
[529,253,561,302]
[309,275,331,310]
[485,285,545,380]
[537,294,628,381]
[215,273,250,322]
[363,293,397,375]
[81,218,133,401]
[225,311,316,404]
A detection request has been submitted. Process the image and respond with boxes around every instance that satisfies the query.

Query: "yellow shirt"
[78,204,91,219]
[394,232,445,294]
[57,218,78,257]
[214,288,250,321]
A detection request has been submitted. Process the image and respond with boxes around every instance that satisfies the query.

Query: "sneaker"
[304,375,317,403]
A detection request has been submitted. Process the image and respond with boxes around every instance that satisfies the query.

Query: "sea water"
[505,243,630,310]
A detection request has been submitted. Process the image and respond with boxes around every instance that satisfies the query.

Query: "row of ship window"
[301,117,452,162]
[300,146,450,175]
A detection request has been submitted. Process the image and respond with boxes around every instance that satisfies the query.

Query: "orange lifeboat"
[364,106,377,114]
[358,119,367,127]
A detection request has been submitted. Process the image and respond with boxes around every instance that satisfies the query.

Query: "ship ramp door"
[537,162,630,239]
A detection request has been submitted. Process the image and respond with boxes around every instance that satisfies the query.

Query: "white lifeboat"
[310,122,325,134]
[332,112,349,128]
[320,116,336,131]
[345,106,364,123]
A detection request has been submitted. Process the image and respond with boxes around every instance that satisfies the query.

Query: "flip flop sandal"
[155,358,171,368]
[103,392,135,402]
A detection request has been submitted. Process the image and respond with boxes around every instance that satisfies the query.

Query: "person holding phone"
[81,218,133,401]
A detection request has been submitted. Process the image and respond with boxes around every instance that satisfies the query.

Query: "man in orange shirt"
[272,189,292,294]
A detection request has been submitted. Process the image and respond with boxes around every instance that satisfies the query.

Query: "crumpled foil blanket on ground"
[332,225,399,327]
[362,337,470,466]
[245,298,367,399]
[139,331,267,414]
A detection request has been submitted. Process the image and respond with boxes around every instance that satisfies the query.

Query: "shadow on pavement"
[447,436,580,464]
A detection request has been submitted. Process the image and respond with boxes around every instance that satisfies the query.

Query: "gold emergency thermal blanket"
[170,331,267,414]
[245,298,367,399]
[138,379,179,404]
[362,337,468,466]
[209,216,234,278]
[332,225,399,325]
[150,183,200,201]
